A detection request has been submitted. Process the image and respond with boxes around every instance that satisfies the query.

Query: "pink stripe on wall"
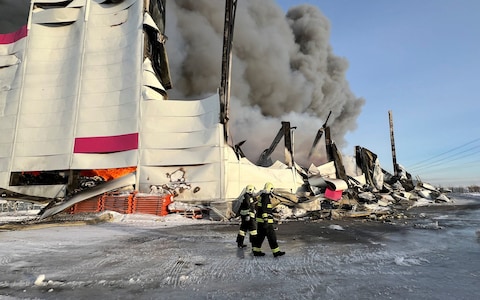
[74,133,138,153]
[0,25,28,44]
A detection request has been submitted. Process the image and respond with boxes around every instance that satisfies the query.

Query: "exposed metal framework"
[389,110,399,176]
[219,0,237,143]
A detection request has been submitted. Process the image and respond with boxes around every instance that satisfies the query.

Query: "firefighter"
[236,184,258,248]
[252,182,285,257]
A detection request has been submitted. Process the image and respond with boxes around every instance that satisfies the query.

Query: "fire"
[80,167,136,181]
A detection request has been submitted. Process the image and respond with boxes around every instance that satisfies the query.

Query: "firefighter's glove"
[245,215,250,222]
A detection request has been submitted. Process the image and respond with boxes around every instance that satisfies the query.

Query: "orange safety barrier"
[103,193,132,214]
[69,195,103,214]
[134,194,172,216]
[67,192,173,216]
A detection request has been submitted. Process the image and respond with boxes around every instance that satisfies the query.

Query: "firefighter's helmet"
[264,182,274,193]
[245,185,255,194]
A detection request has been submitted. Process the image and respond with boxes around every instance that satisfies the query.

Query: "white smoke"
[166,0,365,166]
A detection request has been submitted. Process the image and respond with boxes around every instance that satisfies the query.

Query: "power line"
[415,159,480,175]
[419,175,479,186]
[406,137,480,170]
[409,144,480,172]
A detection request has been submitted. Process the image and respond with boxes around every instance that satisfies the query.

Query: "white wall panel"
[16,127,73,142]
[142,94,220,117]
[0,116,16,129]
[142,113,220,133]
[0,131,14,157]
[141,129,220,149]
[21,96,76,114]
[0,39,26,56]
[0,159,9,171]
[74,0,142,140]
[141,147,221,166]
[18,111,75,128]
[139,164,221,185]
[0,65,21,89]
[15,140,73,156]
[21,86,76,101]
[74,120,136,137]
[0,55,20,67]
[142,86,165,101]
[32,8,81,24]
[75,90,136,108]
[89,9,128,26]
[12,154,70,171]
[9,185,66,199]
[71,150,137,169]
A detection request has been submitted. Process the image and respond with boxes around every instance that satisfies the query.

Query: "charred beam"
[219,0,238,142]
[308,111,332,158]
[331,143,347,181]
[257,121,292,167]
[388,110,398,176]
[284,122,295,167]
[325,126,334,162]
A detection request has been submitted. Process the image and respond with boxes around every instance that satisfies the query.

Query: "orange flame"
[80,167,136,181]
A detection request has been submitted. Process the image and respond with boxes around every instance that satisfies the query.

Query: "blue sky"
[278,0,480,187]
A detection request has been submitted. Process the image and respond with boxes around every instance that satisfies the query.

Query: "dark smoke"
[0,0,30,33]
[166,0,365,165]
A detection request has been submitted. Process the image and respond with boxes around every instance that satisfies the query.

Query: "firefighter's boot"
[236,235,246,248]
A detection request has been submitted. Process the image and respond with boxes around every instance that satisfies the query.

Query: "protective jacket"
[240,192,256,219]
[256,192,274,225]
[252,191,283,256]
[236,192,257,248]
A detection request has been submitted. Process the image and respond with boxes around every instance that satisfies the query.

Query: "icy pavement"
[0,215,400,299]
[1,204,480,299]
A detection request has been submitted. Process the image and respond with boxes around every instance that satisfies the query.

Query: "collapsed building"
[0,0,450,222]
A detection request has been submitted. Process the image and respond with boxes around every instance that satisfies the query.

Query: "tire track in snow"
[162,256,192,287]
[0,255,12,265]
[299,248,327,299]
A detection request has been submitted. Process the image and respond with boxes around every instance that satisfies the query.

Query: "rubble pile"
[270,147,452,222]
[163,146,452,222]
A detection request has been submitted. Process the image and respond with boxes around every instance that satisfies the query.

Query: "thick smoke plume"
[166,0,365,166]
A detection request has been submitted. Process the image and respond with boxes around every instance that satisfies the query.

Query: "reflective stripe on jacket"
[256,192,274,223]
[240,193,256,217]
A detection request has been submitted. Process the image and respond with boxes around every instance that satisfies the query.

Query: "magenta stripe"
[74,133,138,153]
[0,25,28,44]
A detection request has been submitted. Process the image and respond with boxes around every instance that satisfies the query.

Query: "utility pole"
[388,110,398,176]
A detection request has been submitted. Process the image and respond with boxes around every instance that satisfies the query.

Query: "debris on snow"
[258,145,455,224]
[328,224,345,231]
[413,221,443,230]
[34,274,46,286]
